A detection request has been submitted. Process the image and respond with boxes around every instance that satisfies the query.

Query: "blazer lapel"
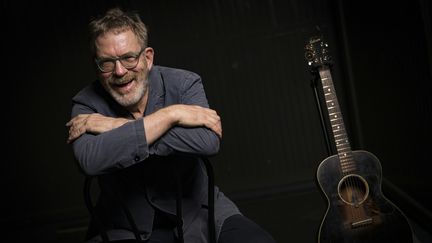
[145,67,165,116]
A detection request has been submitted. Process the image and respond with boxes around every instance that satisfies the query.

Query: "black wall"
[3,0,431,242]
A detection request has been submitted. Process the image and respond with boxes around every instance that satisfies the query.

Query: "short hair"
[88,7,148,55]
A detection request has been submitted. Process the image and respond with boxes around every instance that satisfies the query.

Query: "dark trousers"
[218,214,276,243]
[112,214,276,243]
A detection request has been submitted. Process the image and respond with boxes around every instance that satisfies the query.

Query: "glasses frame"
[95,48,145,73]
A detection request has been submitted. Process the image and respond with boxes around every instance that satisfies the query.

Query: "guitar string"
[320,68,360,223]
[333,87,363,222]
[334,92,361,222]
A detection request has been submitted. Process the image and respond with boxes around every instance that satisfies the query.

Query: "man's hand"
[66,113,130,143]
[142,104,222,146]
[168,104,222,138]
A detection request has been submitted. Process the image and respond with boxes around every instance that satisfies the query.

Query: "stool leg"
[202,157,216,243]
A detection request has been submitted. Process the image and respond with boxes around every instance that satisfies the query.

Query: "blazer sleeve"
[149,72,220,157]
[70,100,150,176]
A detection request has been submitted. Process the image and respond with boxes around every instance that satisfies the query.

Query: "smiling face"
[95,28,154,109]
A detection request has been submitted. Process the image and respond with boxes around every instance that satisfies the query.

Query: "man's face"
[95,29,153,108]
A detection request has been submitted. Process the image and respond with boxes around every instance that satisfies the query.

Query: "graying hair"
[88,7,148,55]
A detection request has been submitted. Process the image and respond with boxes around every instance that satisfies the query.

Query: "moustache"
[109,73,135,85]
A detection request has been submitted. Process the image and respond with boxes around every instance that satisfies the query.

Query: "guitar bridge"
[351,218,373,228]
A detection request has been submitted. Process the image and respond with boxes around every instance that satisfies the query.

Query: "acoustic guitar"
[305,35,413,243]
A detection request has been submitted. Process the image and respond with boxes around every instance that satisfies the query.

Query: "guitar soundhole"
[337,174,369,206]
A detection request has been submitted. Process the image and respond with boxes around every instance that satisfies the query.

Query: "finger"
[68,126,85,142]
[205,116,222,138]
[67,134,74,143]
[66,116,81,126]
[203,108,217,116]
[67,114,92,142]
[212,125,222,138]
[73,115,91,131]
[66,114,88,127]
[215,121,223,138]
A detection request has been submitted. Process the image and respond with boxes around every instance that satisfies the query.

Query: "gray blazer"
[70,65,240,242]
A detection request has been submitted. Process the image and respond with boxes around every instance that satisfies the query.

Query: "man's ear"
[144,47,154,69]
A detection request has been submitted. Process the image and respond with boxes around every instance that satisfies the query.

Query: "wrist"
[115,118,130,128]
[162,105,179,126]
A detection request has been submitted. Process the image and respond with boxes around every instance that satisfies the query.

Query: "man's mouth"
[112,79,134,93]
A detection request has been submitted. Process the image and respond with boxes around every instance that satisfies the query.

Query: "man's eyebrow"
[97,51,139,60]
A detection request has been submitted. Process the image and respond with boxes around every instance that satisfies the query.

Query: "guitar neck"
[318,67,356,174]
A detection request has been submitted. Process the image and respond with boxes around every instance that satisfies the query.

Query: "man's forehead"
[95,29,140,54]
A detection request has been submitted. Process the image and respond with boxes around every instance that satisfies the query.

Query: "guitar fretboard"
[318,67,356,174]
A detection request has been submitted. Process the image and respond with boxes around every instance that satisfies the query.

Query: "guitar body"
[317,150,413,243]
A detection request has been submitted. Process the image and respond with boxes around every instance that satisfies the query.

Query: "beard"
[103,71,148,108]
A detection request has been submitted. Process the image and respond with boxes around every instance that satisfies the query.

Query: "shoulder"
[149,66,206,105]
[152,65,201,88]
[72,81,103,105]
[71,81,118,114]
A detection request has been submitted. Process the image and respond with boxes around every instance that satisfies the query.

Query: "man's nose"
[113,60,128,76]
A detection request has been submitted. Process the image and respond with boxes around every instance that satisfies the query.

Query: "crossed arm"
[66,104,222,144]
[66,103,222,175]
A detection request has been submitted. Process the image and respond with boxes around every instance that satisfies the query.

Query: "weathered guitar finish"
[305,36,413,243]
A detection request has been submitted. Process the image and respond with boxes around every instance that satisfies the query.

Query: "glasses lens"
[97,60,115,72]
[119,56,139,69]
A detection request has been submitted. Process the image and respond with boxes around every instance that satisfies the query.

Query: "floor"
[5,187,432,243]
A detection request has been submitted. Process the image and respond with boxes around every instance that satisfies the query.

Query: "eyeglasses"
[95,49,144,73]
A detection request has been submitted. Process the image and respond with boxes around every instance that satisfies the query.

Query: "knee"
[219,214,277,243]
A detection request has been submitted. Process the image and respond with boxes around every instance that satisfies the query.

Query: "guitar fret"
[336,143,349,147]
[333,128,345,133]
[340,161,355,167]
[338,152,351,157]
[334,133,346,138]
[340,161,353,166]
[334,133,347,137]
[339,151,352,156]
[338,142,349,146]
[339,155,352,164]
[338,148,350,152]
[341,164,357,172]
[340,159,355,164]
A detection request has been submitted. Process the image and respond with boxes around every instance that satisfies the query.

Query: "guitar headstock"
[305,35,332,70]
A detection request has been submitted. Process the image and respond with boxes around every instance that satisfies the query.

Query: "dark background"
[2,0,431,242]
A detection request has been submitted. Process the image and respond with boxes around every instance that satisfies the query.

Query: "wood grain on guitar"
[305,35,413,243]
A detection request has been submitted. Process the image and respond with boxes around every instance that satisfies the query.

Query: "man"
[67,7,276,243]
